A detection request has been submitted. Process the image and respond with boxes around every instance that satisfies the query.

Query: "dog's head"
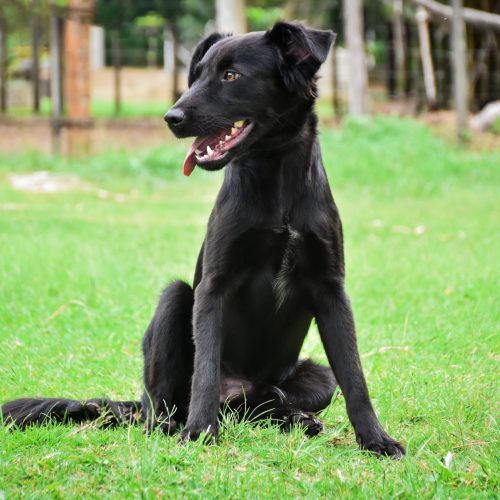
[164,22,335,176]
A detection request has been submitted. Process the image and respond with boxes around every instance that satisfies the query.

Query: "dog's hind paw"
[357,432,406,459]
[281,411,325,437]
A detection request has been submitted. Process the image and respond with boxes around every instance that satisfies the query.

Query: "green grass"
[0,117,498,497]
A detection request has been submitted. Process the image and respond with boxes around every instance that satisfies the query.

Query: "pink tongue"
[183,151,196,176]
[183,143,197,176]
[183,136,207,177]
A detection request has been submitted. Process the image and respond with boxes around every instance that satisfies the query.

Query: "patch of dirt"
[372,100,500,152]
[1,106,498,157]
[9,171,85,193]
[7,171,135,204]
[0,117,175,155]
[419,110,500,152]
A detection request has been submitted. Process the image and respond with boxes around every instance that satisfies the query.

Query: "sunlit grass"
[0,117,498,497]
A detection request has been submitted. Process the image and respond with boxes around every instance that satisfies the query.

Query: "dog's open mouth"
[183,120,253,176]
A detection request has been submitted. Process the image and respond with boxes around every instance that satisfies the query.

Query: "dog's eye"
[223,70,240,81]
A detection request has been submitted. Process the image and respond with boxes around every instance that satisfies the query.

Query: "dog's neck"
[221,107,325,221]
[229,103,319,173]
[260,99,317,153]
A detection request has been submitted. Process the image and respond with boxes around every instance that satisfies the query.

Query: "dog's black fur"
[2,23,405,458]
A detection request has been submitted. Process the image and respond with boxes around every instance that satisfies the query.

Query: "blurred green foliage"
[246,6,283,32]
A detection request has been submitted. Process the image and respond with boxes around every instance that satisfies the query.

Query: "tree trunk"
[215,0,247,34]
[50,7,63,117]
[343,0,368,115]
[451,0,468,143]
[112,29,121,116]
[0,17,7,113]
[32,0,40,114]
[170,21,180,103]
[404,20,415,97]
[386,21,396,98]
[416,7,437,107]
[50,4,63,153]
[392,0,406,98]
[331,46,340,119]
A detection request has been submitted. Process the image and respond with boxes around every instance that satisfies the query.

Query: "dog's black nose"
[164,108,185,127]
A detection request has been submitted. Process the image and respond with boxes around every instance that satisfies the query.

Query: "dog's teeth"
[207,145,214,156]
[219,141,224,146]
[231,127,237,135]
[234,120,244,128]
[195,149,202,154]
[225,135,232,141]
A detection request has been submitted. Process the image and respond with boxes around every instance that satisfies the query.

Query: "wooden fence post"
[451,0,469,143]
[65,0,94,155]
[393,0,406,98]
[413,0,500,31]
[0,16,7,113]
[111,28,121,116]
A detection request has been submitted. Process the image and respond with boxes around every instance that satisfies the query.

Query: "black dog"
[2,23,404,458]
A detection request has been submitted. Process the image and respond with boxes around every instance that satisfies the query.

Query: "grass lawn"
[0,117,498,497]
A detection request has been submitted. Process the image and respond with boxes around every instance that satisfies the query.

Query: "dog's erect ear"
[188,33,229,87]
[266,22,336,94]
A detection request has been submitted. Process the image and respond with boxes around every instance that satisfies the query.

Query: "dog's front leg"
[315,286,405,458]
[180,280,222,442]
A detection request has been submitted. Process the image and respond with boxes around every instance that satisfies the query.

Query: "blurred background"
[0,0,498,156]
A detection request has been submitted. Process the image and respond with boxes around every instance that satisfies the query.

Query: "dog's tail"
[1,397,142,430]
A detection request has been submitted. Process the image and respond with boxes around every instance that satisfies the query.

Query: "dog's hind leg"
[141,280,194,434]
[225,359,336,436]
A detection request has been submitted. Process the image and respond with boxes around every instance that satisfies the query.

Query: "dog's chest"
[223,220,331,304]
[272,224,303,308]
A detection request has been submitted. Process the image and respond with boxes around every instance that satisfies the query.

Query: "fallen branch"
[452,440,491,450]
[470,101,500,131]
[412,0,500,31]
[43,299,89,323]
[416,6,437,106]
[363,346,410,358]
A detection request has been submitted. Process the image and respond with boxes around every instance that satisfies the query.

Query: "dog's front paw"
[357,429,406,459]
[179,423,218,444]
